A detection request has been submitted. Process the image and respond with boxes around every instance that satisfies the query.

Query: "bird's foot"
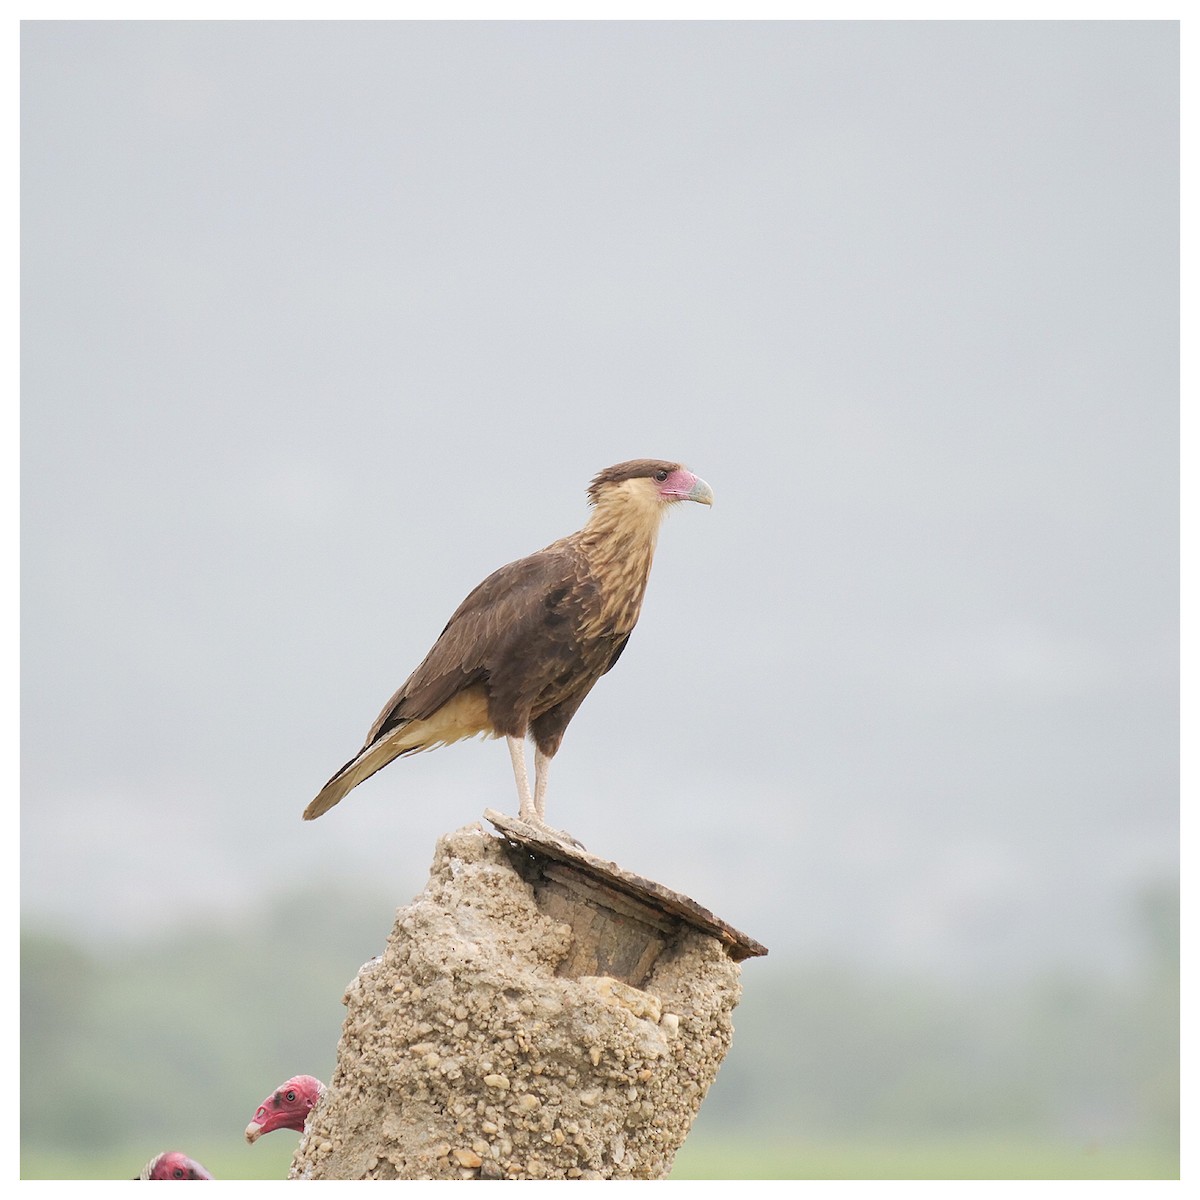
[551,825,587,851]
[517,810,587,851]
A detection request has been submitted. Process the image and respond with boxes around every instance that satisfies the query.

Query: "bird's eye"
[172,1169,184,1179]
[286,1090,297,1102]
[654,469,669,482]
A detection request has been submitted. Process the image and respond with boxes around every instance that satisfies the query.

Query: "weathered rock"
[290,823,746,1180]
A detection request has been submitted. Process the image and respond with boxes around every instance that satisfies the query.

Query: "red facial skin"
[244,1074,326,1143]
[137,1151,213,1180]
[656,468,714,505]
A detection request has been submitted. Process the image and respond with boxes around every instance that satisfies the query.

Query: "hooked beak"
[685,475,714,506]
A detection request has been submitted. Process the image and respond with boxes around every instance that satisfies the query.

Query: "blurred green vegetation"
[21,881,395,1179]
[670,1136,1178,1180]
[21,880,1178,1180]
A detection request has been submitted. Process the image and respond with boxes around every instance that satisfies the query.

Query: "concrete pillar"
[291,817,765,1180]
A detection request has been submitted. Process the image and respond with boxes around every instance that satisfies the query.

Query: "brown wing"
[363,540,589,747]
[304,540,601,821]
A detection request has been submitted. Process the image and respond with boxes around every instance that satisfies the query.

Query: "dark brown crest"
[587,459,683,505]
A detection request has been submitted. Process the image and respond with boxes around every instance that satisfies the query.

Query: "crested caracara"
[303,459,713,837]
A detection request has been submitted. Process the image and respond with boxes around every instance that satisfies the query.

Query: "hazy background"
[21,20,1178,1178]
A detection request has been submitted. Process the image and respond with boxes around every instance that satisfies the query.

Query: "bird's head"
[137,1152,213,1180]
[587,460,714,511]
[244,1075,326,1143]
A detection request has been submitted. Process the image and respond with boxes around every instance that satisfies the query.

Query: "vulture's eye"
[654,469,669,482]
[285,1090,297,1102]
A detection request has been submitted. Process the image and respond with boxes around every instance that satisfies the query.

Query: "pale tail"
[302,687,494,820]
[302,734,420,819]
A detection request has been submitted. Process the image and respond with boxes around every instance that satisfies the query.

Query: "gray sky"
[21,20,1177,980]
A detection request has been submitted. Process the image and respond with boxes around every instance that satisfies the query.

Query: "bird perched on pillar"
[303,459,713,837]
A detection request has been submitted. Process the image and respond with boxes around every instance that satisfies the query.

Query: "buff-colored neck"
[572,481,666,635]
[577,479,665,567]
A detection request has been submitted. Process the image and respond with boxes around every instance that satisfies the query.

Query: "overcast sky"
[21,20,1177,980]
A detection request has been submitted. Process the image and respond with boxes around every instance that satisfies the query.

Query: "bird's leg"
[533,747,551,820]
[522,745,584,849]
[507,735,536,822]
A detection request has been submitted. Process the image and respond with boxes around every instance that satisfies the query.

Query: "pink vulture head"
[136,1151,213,1180]
[244,1074,326,1143]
